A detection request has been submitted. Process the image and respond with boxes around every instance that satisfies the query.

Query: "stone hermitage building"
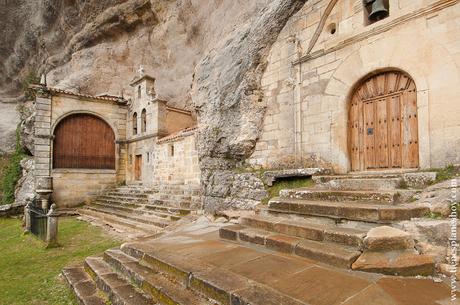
[32,71,200,209]
[249,0,460,173]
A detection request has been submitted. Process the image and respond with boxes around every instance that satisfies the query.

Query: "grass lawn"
[0,217,122,305]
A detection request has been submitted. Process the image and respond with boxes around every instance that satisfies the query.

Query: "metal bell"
[368,0,389,21]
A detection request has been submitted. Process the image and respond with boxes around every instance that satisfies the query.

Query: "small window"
[169,144,174,157]
[133,112,138,135]
[146,152,150,163]
[138,85,141,99]
[363,0,389,25]
[141,109,147,133]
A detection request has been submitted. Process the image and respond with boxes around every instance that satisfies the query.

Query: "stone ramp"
[63,220,456,305]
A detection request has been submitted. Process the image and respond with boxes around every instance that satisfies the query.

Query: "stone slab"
[352,250,435,276]
[364,226,415,251]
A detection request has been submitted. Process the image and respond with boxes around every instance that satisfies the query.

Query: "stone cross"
[138,65,145,77]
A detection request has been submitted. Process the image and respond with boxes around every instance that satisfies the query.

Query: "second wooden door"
[349,71,419,171]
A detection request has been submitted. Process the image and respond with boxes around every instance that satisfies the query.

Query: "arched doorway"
[53,114,116,169]
[349,70,419,171]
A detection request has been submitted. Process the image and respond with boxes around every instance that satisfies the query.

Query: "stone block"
[364,226,415,251]
[265,234,300,253]
[219,225,244,241]
[403,172,437,188]
[238,228,268,245]
[352,250,435,276]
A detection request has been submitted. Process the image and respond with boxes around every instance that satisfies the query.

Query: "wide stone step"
[120,242,305,305]
[62,266,108,305]
[313,177,402,191]
[94,198,144,209]
[268,197,429,223]
[92,202,181,221]
[86,205,170,228]
[100,194,149,202]
[78,209,162,234]
[84,257,154,305]
[106,191,149,197]
[144,204,193,216]
[150,199,191,209]
[104,249,214,305]
[219,225,361,269]
[279,188,417,204]
[240,215,366,247]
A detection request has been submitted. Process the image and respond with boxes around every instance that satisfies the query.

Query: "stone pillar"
[24,203,31,233]
[33,86,54,211]
[34,88,52,177]
[46,204,59,247]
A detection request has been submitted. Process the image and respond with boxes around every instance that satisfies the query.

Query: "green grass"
[0,154,11,203]
[0,217,121,305]
[431,164,460,183]
[262,177,315,204]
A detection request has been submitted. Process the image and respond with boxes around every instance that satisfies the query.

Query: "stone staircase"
[63,248,217,305]
[79,184,196,236]
[149,182,202,210]
[219,172,436,275]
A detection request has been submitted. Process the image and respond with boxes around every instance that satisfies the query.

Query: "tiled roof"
[157,126,198,144]
[30,84,127,104]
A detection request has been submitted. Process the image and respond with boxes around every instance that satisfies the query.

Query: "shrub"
[1,127,25,205]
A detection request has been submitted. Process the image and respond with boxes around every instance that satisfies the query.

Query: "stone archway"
[349,70,419,171]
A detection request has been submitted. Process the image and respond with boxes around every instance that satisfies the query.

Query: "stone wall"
[248,0,460,173]
[154,129,201,187]
[52,169,117,207]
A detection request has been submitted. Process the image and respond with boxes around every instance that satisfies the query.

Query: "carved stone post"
[24,203,31,233]
[46,204,59,247]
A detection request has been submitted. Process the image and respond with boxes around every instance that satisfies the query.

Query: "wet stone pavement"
[124,219,460,305]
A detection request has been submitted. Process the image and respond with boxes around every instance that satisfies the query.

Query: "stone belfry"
[129,66,168,137]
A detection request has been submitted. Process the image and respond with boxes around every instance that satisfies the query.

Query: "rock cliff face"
[1,0,308,211]
[1,0,277,151]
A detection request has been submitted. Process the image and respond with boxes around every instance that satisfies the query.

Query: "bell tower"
[129,66,167,137]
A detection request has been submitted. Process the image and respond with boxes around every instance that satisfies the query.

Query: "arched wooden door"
[349,71,419,171]
[53,114,116,169]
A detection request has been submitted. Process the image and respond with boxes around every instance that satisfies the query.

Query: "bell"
[368,0,389,21]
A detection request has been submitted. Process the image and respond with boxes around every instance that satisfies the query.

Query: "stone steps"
[85,205,170,228]
[78,209,162,234]
[150,199,192,209]
[84,257,155,305]
[104,249,215,305]
[92,201,181,221]
[279,188,417,204]
[239,215,366,247]
[120,242,306,305]
[100,194,149,202]
[313,177,402,191]
[62,266,108,305]
[268,197,429,223]
[144,204,193,216]
[219,224,361,269]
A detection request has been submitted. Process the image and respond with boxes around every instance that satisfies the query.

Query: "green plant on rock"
[432,164,460,183]
[261,177,314,205]
[22,71,40,100]
[1,126,26,205]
